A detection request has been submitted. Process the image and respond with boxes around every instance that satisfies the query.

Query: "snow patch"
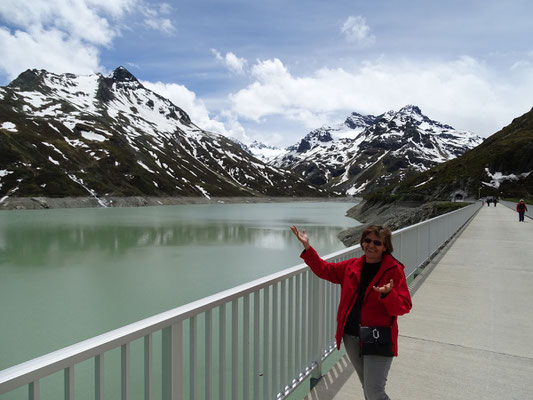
[64,137,87,147]
[43,142,68,159]
[483,168,532,189]
[195,185,211,199]
[19,91,49,108]
[48,123,61,133]
[67,173,108,207]
[414,176,434,188]
[81,130,106,142]
[137,161,155,173]
[1,122,17,132]
[346,180,370,196]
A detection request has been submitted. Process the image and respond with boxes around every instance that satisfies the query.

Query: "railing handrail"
[0,261,311,392]
[0,201,482,397]
[392,202,474,234]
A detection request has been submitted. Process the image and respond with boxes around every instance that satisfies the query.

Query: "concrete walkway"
[306,204,533,400]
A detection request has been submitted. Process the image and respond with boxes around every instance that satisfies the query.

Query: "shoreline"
[0,195,361,211]
[337,199,472,247]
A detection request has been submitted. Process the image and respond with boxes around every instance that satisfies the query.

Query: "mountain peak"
[344,112,377,129]
[398,104,422,115]
[109,66,139,84]
[7,69,48,92]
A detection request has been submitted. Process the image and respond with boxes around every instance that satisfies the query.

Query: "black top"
[343,261,382,336]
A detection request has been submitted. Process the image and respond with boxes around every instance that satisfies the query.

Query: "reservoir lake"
[0,201,359,378]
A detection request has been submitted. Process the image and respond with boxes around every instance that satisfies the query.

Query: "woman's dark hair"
[360,225,393,254]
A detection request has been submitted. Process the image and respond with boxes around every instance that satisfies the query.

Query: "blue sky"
[1,0,533,147]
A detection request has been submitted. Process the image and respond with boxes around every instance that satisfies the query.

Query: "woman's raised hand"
[290,225,310,250]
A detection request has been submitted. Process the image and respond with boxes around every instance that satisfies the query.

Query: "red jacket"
[301,246,412,356]
[517,202,528,212]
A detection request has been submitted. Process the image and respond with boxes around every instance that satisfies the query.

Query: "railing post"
[263,286,270,400]
[121,343,130,400]
[219,305,226,400]
[162,322,182,400]
[144,335,152,400]
[190,316,197,400]
[28,381,39,400]
[95,354,104,400]
[64,366,74,400]
[311,275,324,384]
[205,310,212,400]
[231,301,238,400]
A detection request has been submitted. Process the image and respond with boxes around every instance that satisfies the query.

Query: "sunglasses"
[363,238,383,246]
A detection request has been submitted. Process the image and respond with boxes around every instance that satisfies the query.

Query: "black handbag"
[359,325,393,357]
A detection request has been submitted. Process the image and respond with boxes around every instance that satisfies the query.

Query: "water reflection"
[0,203,357,268]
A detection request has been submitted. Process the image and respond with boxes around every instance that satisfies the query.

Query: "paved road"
[306,204,533,400]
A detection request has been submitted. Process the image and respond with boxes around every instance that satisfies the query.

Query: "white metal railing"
[0,201,481,400]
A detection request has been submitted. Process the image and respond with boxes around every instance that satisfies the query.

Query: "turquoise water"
[0,201,358,376]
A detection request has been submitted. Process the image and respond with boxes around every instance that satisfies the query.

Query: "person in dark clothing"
[516,199,528,222]
[290,224,412,400]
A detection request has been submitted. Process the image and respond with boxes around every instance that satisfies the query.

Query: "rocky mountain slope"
[0,67,328,203]
[270,105,483,196]
[390,107,533,200]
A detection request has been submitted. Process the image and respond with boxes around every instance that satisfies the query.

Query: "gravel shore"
[0,195,359,210]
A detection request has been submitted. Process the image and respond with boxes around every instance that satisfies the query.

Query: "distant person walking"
[487,198,492,206]
[493,198,498,207]
[516,199,528,222]
[290,224,412,400]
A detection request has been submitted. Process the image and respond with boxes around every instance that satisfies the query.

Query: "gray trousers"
[343,334,393,400]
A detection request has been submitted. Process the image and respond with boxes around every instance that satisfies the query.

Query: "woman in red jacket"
[516,199,528,222]
[290,224,412,400]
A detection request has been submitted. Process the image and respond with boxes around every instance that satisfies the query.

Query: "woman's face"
[362,232,386,263]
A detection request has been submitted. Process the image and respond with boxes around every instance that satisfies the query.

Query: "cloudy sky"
[1,0,532,147]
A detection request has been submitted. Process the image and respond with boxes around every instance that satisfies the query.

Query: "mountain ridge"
[0,67,328,203]
[389,106,533,200]
[268,105,483,195]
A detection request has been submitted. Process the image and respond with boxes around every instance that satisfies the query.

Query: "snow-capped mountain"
[0,67,327,201]
[392,106,533,200]
[244,140,284,162]
[271,105,484,195]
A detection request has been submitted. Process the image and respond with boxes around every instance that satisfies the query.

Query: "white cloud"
[158,3,173,15]
[0,26,102,78]
[211,49,248,74]
[341,15,375,46]
[144,17,175,34]
[0,0,134,46]
[0,0,174,81]
[229,56,533,137]
[141,80,249,143]
[141,2,176,35]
